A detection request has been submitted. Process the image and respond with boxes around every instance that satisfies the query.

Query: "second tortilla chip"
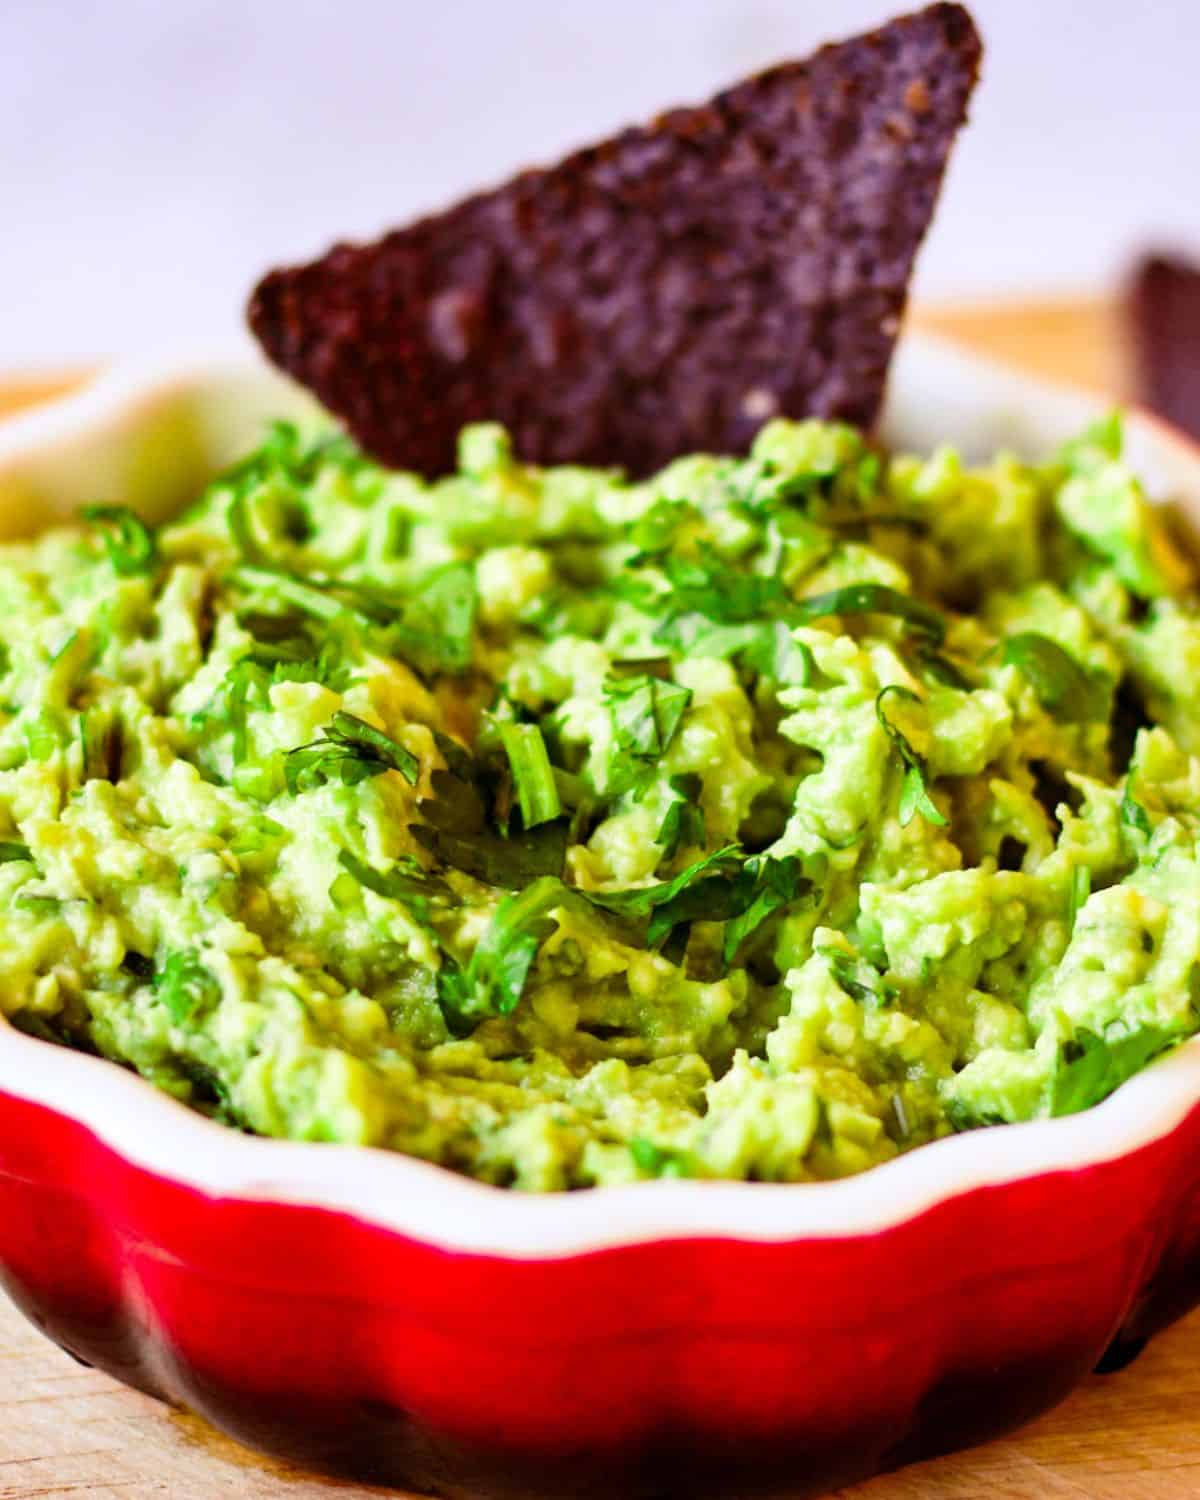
[249,3,981,477]
[1129,254,1200,442]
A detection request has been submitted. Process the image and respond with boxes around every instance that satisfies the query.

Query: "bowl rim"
[3,331,1200,1260]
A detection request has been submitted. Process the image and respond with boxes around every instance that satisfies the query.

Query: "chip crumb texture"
[249,4,981,476]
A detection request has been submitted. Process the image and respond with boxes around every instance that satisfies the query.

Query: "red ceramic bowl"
[3,337,1200,1499]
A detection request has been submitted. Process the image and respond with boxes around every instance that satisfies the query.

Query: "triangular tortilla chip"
[249,3,981,476]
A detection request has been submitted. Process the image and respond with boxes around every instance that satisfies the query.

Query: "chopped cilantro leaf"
[497,721,562,829]
[1120,774,1153,838]
[285,711,418,794]
[232,558,476,679]
[193,657,271,764]
[336,849,448,918]
[721,855,812,964]
[911,643,972,691]
[81,505,157,576]
[155,949,220,1025]
[14,893,62,917]
[1002,633,1108,722]
[655,615,813,687]
[657,774,706,860]
[583,844,741,940]
[410,732,569,887]
[446,877,564,1022]
[1052,1023,1179,1117]
[412,820,569,889]
[583,845,812,961]
[794,583,945,644]
[226,488,267,563]
[821,947,897,1007]
[627,499,698,563]
[338,851,558,1032]
[874,686,947,828]
[0,841,32,864]
[622,547,788,627]
[630,1137,693,1178]
[661,550,789,624]
[604,672,692,782]
[231,565,348,623]
[388,561,477,677]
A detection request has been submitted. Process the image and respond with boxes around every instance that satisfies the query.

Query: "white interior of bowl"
[2,332,1199,1258]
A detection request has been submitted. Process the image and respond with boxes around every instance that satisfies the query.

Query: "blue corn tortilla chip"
[1129,253,1200,442]
[248,3,981,477]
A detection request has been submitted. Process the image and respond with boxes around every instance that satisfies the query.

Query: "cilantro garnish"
[658,550,789,624]
[821,947,897,1007]
[232,566,347,624]
[794,583,945,644]
[155,949,221,1025]
[604,672,692,787]
[1052,1023,1179,1117]
[338,851,559,1035]
[621,547,787,628]
[1120,772,1153,838]
[220,659,271,765]
[656,774,706,859]
[0,841,31,864]
[874,685,947,828]
[584,846,813,963]
[231,558,476,680]
[626,499,699,563]
[720,855,811,965]
[412,820,570,889]
[387,561,477,677]
[411,731,568,887]
[584,844,742,945]
[1001,633,1108,723]
[216,422,376,563]
[336,849,448,916]
[235,612,355,693]
[226,488,267,564]
[81,505,157,576]
[229,815,285,858]
[629,1137,694,1178]
[437,877,563,1030]
[14,893,62,917]
[285,711,418,794]
[496,721,562,829]
[656,616,813,686]
[910,642,972,692]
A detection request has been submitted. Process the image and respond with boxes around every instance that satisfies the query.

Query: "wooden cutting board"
[3,299,1199,1500]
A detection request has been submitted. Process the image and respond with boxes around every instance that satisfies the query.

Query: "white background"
[3,0,1198,364]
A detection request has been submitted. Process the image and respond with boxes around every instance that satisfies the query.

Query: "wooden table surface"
[3,299,1200,1500]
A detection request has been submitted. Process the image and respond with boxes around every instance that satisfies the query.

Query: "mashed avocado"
[2,412,1198,1189]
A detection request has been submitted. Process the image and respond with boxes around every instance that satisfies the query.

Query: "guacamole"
[1,413,1198,1189]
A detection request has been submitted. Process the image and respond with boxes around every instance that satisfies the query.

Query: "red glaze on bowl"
[2,339,1200,1498]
